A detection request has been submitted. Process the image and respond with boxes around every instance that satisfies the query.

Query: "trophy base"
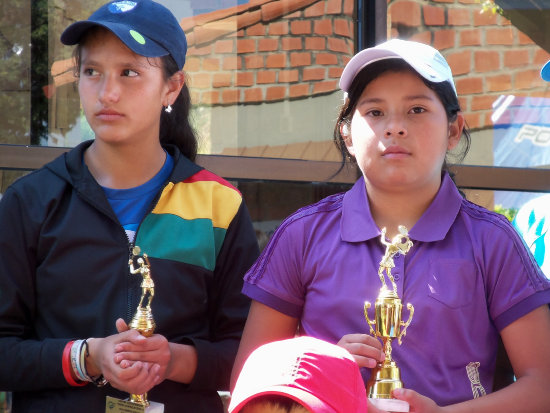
[106,396,164,413]
[369,398,409,412]
[129,306,156,337]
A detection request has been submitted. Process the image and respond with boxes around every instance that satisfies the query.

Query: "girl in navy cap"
[232,39,550,413]
[0,1,259,412]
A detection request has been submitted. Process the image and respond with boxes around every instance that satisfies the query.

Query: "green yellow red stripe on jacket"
[135,170,242,271]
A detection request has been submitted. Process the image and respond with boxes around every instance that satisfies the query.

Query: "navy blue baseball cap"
[61,0,187,69]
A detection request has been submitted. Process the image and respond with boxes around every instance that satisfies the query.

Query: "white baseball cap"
[339,38,457,96]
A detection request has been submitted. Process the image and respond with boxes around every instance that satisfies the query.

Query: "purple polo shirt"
[243,173,550,406]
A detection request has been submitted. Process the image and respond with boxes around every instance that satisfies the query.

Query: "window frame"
[1,144,550,193]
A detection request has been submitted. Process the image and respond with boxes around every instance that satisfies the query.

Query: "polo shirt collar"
[341,173,462,243]
[411,173,463,242]
[341,176,379,242]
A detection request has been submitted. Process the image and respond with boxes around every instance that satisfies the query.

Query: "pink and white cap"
[229,336,367,413]
[339,38,457,96]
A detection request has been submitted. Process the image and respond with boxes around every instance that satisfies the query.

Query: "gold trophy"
[105,246,164,413]
[364,226,414,412]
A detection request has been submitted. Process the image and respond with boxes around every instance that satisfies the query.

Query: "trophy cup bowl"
[365,291,413,409]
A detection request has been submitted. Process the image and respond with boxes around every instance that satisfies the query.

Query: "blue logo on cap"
[109,1,137,13]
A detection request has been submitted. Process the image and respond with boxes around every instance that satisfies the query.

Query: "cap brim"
[60,20,168,59]
[229,386,337,413]
[541,60,550,82]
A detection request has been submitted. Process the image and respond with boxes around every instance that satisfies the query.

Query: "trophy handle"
[364,302,377,337]
[398,303,414,345]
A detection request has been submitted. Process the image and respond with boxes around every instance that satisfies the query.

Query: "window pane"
[183,0,355,160]
[0,0,31,145]
[3,0,356,163]
[238,179,353,250]
[387,1,550,169]
[0,170,31,195]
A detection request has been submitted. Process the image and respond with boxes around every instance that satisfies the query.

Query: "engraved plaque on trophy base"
[369,398,409,413]
[106,396,164,413]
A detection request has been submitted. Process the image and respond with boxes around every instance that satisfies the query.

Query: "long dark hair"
[159,55,198,161]
[333,59,471,174]
[72,27,198,161]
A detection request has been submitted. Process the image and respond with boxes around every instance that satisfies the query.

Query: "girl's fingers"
[337,334,385,366]
[114,334,166,353]
[338,333,383,350]
[115,318,129,333]
[120,363,161,395]
[117,360,145,381]
[353,354,380,368]
[115,350,160,363]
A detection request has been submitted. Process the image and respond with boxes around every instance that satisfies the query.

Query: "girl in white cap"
[0,1,258,411]
[233,39,550,413]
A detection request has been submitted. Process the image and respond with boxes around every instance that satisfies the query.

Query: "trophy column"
[105,246,164,413]
[364,226,414,413]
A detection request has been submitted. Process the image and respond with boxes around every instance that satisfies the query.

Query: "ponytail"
[160,55,198,161]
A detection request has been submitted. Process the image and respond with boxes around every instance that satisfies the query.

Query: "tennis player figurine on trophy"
[129,247,156,339]
[105,246,164,413]
[364,226,414,412]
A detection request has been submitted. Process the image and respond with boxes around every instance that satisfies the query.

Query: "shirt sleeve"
[187,201,259,391]
[0,186,70,391]
[482,216,550,331]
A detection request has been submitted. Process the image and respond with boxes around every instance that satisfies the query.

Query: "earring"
[164,104,172,113]
[342,123,350,136]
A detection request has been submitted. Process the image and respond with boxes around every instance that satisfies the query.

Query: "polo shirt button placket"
[393,255,405,296]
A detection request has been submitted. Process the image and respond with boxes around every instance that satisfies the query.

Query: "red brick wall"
[181,0,355,106]
[389,0,550,131]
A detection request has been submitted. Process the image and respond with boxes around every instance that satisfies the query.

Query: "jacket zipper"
[125,180,171,321]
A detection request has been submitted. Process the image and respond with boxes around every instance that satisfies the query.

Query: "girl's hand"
[113,318,172,385]
[392,388,442,413]
[86,330,160,395]
[337,333,385,368]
